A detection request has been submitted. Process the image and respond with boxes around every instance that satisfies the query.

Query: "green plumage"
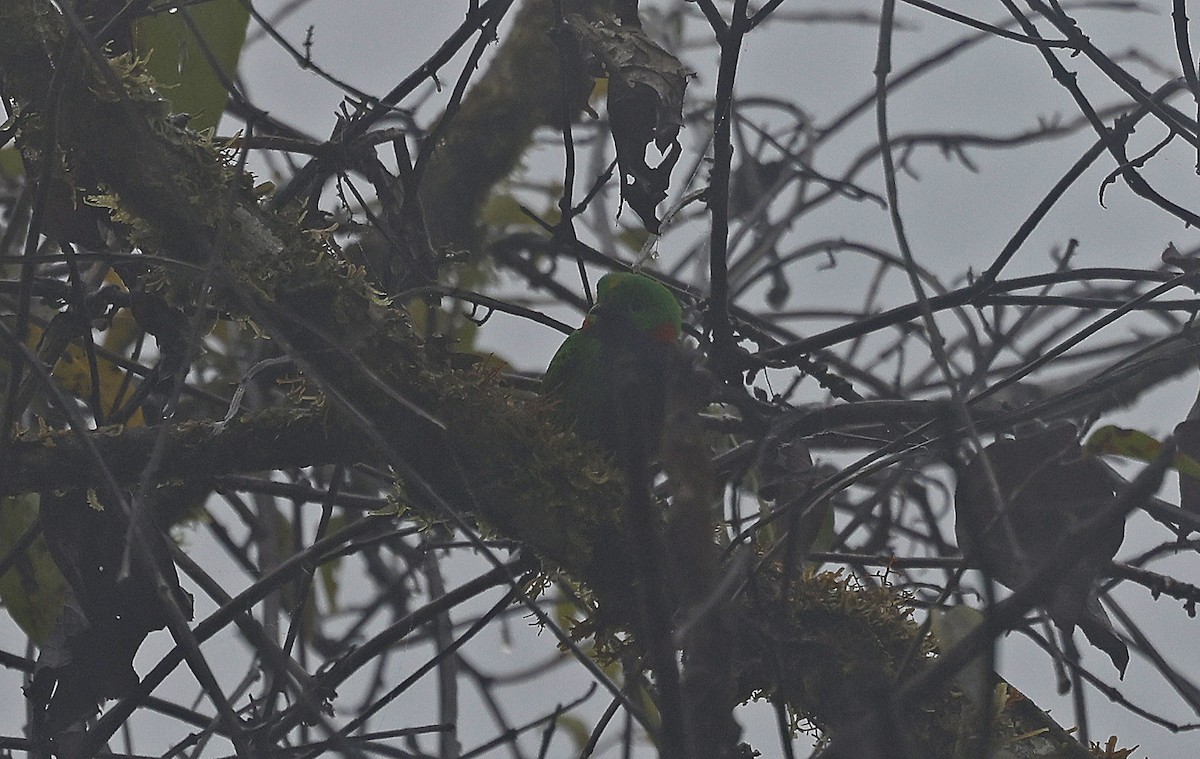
[543,273,682,458]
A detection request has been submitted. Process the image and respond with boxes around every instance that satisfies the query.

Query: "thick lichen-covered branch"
[2,407,357,495]
[418,0,633,252]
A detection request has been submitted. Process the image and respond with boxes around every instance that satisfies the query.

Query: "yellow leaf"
[1084,425,1200,481]
[554,715,592,749]
[48,328,145,428]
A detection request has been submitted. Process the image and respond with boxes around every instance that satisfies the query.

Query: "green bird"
[543,272,683,460]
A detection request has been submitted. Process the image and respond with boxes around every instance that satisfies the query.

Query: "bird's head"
[582,272,682,342]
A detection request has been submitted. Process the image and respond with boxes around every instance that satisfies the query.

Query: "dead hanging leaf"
[955,424,1129,674]
[31,490,194,733]
[566,14,691,233]
[729,157,787,220]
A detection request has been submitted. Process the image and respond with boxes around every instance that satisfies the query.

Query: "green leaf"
[0,494,70,645]
[480,190,561,230]
[133,1,251,133]
[1084,424,1200,481]
[318,515,346,612]
[616,224,650,253]
[554,714,591,749]
[0,147,23,178]
[930,605,989,709]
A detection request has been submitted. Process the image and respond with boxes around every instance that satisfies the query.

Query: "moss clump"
[733,565,954,751]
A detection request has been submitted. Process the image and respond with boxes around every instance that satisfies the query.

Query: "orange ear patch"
[650,322,678,342]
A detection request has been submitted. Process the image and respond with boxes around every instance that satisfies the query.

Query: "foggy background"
[3,2,1198,757]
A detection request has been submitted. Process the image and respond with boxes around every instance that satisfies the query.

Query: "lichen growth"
[733,566,947,746]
